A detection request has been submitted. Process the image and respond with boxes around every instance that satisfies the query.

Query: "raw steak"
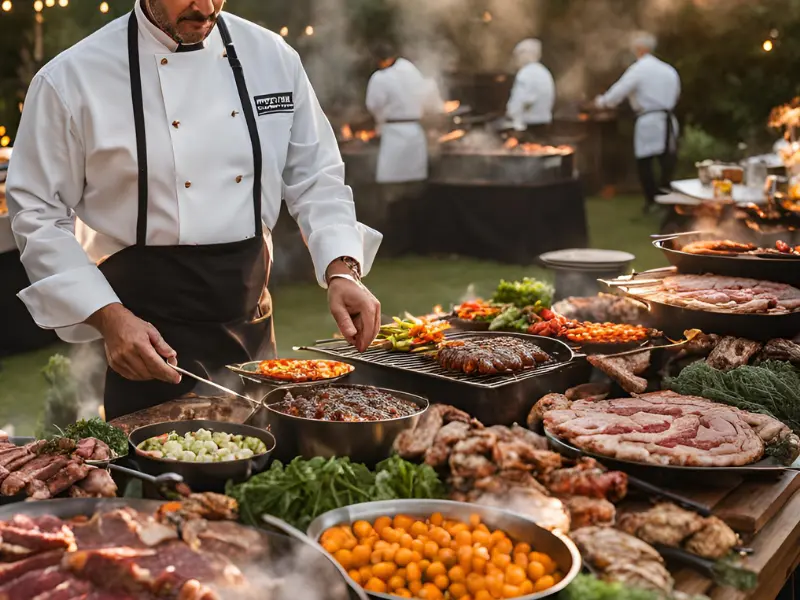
[544,391,768,467]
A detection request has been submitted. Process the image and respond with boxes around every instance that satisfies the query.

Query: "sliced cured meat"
[544,392,770,466]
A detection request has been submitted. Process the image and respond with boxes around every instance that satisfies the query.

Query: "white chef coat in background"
[506,62,556,130]
[596,54,681,158]
[7,1,382,343]
[366,58,436,184]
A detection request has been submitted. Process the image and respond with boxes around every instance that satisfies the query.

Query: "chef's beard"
[146,0,224,45]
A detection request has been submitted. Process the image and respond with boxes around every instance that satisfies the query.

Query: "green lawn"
[0,194,665,435]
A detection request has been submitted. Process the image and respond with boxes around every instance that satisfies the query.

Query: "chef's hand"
[85,303,182,384]
[328,279,381,352]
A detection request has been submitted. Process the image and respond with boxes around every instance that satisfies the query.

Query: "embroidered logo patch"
[254,93,294,116]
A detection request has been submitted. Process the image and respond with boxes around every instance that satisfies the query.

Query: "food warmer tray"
[546,429,799,478]
[0,498,368,600]
[308,499,581,600]
[653,233,800,287]
[298,332,591,426]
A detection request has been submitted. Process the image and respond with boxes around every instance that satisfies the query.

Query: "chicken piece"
[509,424,549,450]
[618,503,705,548]
[560,496,616,529]
[684,516,740,559]
[706,337,762,371]
[393,404,472,459]
[492,441,562,474]
[423,421,472,467]
[527,393,571,430]
[588,351,651,394]
[571,526,674,594]
[565,383,611,402]
[544,458,628,502]
[449,453,496,480]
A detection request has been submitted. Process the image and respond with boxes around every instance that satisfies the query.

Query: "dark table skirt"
[0,250,57,356]
[364,178,588,263]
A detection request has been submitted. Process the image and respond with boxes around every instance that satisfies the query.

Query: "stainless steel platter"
[307,499,581,600]
[546,429,799,475]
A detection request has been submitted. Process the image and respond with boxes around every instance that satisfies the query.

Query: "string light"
[57,0,67,6]
[45,0,54,6]
[1,1,12,12]
[305,25,314,36]
[0,126,5,136]
[34,0,43,11]
[763,39,774,52]
[0,136,10,148]
[279,26,288,37]
[99,1,108,12]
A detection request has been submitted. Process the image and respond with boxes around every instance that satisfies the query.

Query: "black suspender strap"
[126,12,264,244]
[217,16,264,237]
[127,13,149,246]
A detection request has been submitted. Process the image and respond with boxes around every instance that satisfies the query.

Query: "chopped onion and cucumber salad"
[136,429,268,462]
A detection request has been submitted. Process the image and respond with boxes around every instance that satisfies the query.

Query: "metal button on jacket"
[160,57,168,65]
[172,120,180,129]
[236,175,243,183]
[184,181,191,188]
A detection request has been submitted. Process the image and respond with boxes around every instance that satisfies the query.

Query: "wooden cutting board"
[630,471,799,535]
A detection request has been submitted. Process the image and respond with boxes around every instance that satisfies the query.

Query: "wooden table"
[669,472,800,599]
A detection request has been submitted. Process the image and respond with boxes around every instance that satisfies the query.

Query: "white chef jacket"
[596,54,681,159]
[6,1,382,343]
[506,62,556,128]
[366,58,436,184]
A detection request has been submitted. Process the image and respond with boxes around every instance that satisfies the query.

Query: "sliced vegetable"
[137,429,268,462]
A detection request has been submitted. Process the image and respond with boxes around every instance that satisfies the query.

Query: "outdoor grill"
[299,332,591,426]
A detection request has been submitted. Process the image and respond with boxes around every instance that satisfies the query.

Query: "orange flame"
[357,129,377,142]
[444,100,461,114]
[504,137,573,155]
[438,129,467,144]
[340,124,353,141]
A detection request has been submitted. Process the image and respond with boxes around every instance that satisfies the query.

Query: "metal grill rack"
[301,332,573,389]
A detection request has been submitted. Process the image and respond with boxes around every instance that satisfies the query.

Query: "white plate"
[539,248,635,269]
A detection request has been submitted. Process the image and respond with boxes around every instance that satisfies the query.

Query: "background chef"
[366,42,442,185]
[505,38,556,141]
[595,31,681,214]
[6,0,382,420]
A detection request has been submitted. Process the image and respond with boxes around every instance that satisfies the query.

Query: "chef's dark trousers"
[637,151,677,209]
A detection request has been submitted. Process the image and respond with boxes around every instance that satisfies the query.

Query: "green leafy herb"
[61,417,129,457]
[492,278,554,309]
[558,574,707,600]
[489,306,522,331]
[226,456,445,530]
[712,557,758,591]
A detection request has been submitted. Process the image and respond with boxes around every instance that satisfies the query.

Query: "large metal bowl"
[247,384,428,466]
[307,499,581,600]
[128,420,275,493]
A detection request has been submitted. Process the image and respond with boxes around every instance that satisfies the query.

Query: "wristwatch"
[330,256,362,281]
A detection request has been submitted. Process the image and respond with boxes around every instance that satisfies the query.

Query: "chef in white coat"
[506,38,556,138]
[595,32,681,213]
[6,0,382,420]
[366,43,438,184]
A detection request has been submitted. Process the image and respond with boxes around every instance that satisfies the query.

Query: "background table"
[671,178,765,205]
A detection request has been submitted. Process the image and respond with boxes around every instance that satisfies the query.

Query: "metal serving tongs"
[166,363,266,423]
[596,329,705,361]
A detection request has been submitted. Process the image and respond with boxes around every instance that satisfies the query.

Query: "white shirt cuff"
[307,222,383,287]
[17,264,120,343]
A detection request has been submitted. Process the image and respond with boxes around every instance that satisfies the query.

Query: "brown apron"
[100,13,275,421]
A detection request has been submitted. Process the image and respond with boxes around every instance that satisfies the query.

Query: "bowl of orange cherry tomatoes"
[308,499,581,600]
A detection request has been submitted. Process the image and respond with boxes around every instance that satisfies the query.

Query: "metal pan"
[226,359,355,386]
[653,234,800,287]
[307,499,582,600]
[0,498,364,600]
[128,420,276,493]
[616,293,800,341]
[546,429,798,476]
[247,384,428,466]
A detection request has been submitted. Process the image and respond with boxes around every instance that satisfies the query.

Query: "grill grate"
[303,332,571,390]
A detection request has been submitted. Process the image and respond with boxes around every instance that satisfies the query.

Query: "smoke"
[70,341,107,420]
